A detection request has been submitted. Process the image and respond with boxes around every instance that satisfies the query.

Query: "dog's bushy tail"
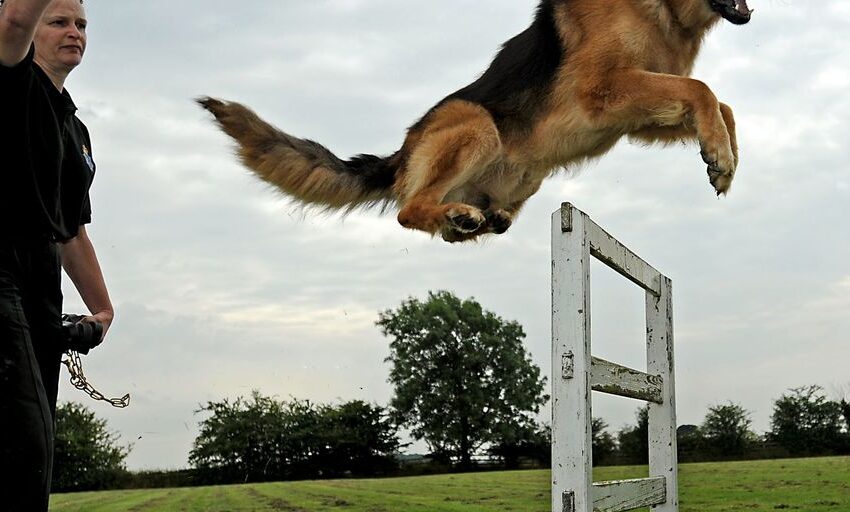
[197,97,397,209]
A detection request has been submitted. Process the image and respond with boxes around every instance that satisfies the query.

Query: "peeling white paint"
[552,203,679,512]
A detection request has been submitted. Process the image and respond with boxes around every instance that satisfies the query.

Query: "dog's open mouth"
[711,0,753,25]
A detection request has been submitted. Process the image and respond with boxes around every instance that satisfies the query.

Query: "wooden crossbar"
[561,203,662,297]
[590,357,664,404]
[592,477,667,511]
[562,478,668,512]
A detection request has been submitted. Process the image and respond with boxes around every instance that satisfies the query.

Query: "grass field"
[49,456,850,511]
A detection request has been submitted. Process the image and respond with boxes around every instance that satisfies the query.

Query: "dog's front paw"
[700,143,736,195]
[707,163,735,195]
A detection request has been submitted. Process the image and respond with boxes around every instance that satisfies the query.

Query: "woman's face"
[34,0,87,74]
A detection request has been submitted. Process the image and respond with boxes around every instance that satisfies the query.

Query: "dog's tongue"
[736,0,751,15]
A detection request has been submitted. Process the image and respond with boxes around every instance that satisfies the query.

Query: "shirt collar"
[33,63,78,116]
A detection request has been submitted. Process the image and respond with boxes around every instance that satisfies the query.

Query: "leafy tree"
[190,391,287,483]
[701,402,757,457]
[676,424,705,461]
[840,399,850,434]
[834,384,850,434]
[378,291,547,468]
[314,400,401,476]
[52,402,129,492]
[768,385,847,455]
[190,392,400,483]
[617,406,649,464]
[591,417,617,467]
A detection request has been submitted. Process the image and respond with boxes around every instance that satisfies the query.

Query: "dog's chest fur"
[463,1,710,209]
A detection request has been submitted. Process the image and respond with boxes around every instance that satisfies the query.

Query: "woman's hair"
[0,0,85,6]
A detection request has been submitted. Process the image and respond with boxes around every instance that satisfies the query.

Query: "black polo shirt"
[0,45,93,242]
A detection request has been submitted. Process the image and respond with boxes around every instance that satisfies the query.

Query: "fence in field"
[551,203,679,512]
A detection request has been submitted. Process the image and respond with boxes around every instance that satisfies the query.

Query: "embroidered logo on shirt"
[82,145,95,172]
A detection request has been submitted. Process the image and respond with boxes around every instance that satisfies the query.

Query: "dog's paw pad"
[450,214,484,232]
[445,206,485,233]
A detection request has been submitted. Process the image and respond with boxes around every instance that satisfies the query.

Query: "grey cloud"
[56,0,850,469]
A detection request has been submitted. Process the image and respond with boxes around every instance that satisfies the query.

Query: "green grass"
[49,456,850,511]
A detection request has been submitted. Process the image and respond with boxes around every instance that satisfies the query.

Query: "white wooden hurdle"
[551,203,678,512]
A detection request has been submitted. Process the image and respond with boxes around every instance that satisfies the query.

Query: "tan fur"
[200,0,745,242]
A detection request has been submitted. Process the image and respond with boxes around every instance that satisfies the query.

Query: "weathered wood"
[552,208,593,512]
[583,213,662,297]
[590,357,663,404]
[552,203,678,512]
[592,477,667,511]
[647,276,679,512]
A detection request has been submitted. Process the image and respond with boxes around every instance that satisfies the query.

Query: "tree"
[314,400,402,476]
[768,385,847,455]
[617,406,649,464]
[833,384,850,434]
[191,391,290,483]
[840,399,850,435]
[190,392,400,483]
[701,402,757,457]
[378,291,548,468]
[591,417,617,467]
[676,424,706,461]
[52,402,129,492]
[190,391,287,483]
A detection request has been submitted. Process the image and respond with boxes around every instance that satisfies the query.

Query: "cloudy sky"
[55,0,849,471]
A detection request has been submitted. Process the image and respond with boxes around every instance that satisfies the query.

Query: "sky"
[54,0,849,471]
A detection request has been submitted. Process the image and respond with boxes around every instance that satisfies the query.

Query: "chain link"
[61,350,130,408]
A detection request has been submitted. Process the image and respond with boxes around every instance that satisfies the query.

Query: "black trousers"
[0,239,63,512]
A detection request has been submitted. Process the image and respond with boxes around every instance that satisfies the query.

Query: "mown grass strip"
[49,456,850,512]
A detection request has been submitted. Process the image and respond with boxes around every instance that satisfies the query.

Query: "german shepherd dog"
[199,0,752,243]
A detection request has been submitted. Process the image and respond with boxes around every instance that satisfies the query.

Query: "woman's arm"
[61,225,114,338]
[0,0,53,66]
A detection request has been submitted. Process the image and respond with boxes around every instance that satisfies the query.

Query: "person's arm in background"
[0,0,53,66]
[61,225,114,338]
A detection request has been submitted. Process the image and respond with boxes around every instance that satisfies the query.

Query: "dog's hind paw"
[445,205,486,233]
[485,209,513,234]
[441,229,472,243]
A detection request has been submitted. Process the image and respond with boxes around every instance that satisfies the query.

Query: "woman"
[0,0,114,509]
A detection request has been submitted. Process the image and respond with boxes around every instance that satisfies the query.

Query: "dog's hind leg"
[396,101,502,238]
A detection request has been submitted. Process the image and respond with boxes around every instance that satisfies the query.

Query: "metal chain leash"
[61,350,130,408]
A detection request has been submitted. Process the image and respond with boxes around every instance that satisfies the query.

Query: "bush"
[52,402,129,492]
